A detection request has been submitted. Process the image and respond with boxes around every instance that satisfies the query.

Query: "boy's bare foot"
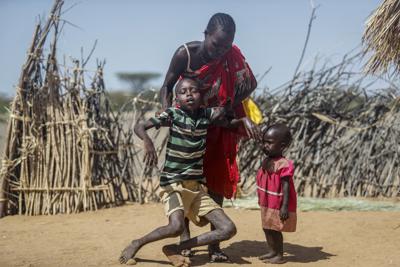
[119,240,141,264]
[209,250,229,262]
[258,251,276,260]
[126,259,137,265]
[181,249,194,257]
[263,254,286,264]
[162,244,191,267]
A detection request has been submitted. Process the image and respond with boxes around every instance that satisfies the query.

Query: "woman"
[159,13,259,262]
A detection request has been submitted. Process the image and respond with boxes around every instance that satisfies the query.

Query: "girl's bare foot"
[119,240,141,264]
[263,254,286,264]
[162,244,191,267]
[258,251,277,260]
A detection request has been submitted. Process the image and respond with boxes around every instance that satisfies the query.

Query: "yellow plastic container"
[242,97,263,124]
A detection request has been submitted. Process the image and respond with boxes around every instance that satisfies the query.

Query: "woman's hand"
[143,138,158,166]
[242,117,262,141]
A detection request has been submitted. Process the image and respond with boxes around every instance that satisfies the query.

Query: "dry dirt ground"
[0,204,399,267]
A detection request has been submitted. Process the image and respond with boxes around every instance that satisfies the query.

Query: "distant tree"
[0,94,11,122]
[116,71,161,92]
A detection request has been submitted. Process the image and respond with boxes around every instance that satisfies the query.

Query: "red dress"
[256,157,297,232]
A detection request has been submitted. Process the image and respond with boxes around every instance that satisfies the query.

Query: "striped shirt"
[150,107,214,186]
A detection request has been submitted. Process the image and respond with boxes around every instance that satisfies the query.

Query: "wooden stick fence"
[0,0,164,216]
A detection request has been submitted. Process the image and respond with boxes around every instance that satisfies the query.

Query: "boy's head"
[261,123,292,157]
[175,78,202,112]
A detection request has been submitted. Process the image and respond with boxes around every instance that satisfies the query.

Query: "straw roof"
[363,0,400,74]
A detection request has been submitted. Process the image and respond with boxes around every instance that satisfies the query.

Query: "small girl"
[256,123,297,264]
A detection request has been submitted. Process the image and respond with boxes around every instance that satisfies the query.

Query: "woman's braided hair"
[205,13,236,35]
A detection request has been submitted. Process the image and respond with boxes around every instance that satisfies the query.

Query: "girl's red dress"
[256,156,297,232]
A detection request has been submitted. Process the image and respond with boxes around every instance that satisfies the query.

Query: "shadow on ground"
[188,240,335,266]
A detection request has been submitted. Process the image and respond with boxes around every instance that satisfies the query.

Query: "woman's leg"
[119,209,186,264]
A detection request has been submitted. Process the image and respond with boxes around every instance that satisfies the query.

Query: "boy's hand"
[280,205,289,222]
[155,108,165,118]
[143,139,157,166]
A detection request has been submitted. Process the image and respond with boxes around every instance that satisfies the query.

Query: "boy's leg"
[258,228,277,260]
[180,218,194,257]
[261,229,285,264]
[162,208,236,264]
[207,190,229,262]
[119,209,186,264]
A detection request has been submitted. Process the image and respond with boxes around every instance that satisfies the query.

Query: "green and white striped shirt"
[150,107,215,186]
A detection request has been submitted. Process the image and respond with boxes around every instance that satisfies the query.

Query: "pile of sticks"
[238,53,400,198]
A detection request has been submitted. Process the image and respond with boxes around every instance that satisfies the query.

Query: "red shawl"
[182,45,255,199]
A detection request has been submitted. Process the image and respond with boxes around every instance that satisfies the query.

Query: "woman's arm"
[159,46,187,109]
[233,63,260,140]
[233,64,258,107]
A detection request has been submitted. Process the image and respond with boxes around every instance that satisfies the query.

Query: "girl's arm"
[280,176,290,221]
[159,47,187,109]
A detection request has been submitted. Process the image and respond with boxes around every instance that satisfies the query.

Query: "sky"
[0,0,382,97]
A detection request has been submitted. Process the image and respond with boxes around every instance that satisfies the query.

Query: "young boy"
[119,77,242,267]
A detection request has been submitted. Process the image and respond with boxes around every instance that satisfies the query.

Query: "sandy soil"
[0,204,399,267]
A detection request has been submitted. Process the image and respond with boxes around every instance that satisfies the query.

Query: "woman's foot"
[119,240,141,264]
[162,244,191,267]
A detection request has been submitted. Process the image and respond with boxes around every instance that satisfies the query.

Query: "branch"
[289,1,319,95]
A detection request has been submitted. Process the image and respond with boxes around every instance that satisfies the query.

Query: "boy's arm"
[211,111,246,128]
[134,114,171,166]
[208,97,233,124]
[279,176,290,221]
[209,98,241,127]
[209,107,226,123]
[134,120,158,166]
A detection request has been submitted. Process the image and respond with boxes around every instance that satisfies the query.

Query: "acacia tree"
[116,72,161,92]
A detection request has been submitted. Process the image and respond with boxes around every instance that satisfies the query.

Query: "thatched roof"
[363,0,400,74]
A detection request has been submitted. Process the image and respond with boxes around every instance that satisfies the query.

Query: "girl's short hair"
[263,123,292,145]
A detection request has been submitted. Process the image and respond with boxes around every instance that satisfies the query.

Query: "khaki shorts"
[159,181,221,226]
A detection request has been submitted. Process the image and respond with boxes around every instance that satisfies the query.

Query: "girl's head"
[261,123,292,158]
[175,78,202,112]
[203,13,236,60]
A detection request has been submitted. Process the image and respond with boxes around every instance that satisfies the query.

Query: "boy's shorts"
[159,181,221,226]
